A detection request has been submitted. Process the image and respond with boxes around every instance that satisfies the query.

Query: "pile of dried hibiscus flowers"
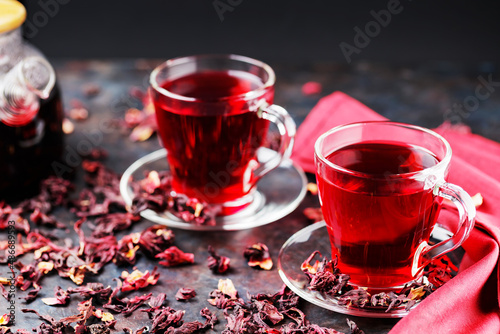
[0,153,366,333]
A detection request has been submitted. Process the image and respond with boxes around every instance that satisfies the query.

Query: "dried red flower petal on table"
[145,292,167,310]
[29,208,66,229]
[93,309,115,325]
[212,282,357,333]
[0,284,9,301]
[0,314,12,326]
[91,212,140,238]
[130,121,155,142]
[80,147,109,161]
[200,307,218,329]
[175,287,196,301]
[301,81,322,96]
[125,108,145,127]
[156,246,194,267]
[41,286,71,306]
[306,182,318,195]
[207,279,242,309]
[207,245,230,274]
[138,224,175,257]
[303,207,324,223]
[0,202,30,234]
[104,282,152,317]
[120,267,160,292]
[67,282,113,304]
[63,118,75,134]
[129,86,146,101]
[69,107,89,121]
[243,243,273,270]
[75,219,117,272]
[114,232,141,266]
[82,83,101,97]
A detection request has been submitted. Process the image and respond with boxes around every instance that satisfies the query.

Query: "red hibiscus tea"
[150,55,294,214]
[154,71,270,204]
[315,122,475,290]
[317,141,442,288]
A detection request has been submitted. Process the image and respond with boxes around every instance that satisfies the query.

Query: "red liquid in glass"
[317,141,442,288]
[154,71,271,205]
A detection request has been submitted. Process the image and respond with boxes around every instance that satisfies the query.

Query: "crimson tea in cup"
[150,55,295,214]
[315,122,475,289]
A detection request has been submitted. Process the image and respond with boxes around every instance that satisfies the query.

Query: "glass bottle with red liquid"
[0,1,64,201]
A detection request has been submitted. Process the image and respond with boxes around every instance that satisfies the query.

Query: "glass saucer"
[277,221,459,318]
[119,148,308,231]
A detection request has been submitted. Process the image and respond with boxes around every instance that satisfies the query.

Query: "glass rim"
[149,54,276,103]
[314,121,452,179]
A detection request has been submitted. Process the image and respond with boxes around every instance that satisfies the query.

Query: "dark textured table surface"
[4,59,500,333]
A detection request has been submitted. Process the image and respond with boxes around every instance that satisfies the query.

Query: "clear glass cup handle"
[413,182,476,276]
[254,104,296,179]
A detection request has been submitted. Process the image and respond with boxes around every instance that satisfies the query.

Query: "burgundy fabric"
[291,91,500,333]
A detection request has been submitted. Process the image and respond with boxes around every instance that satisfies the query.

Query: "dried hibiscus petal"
[105,292,152,316]
[67,282,112,304]
[303,207,324,223]
[114,232,141,266]
[243,243,273,270]
[138,225,175,257]
[156,246,194,267]
[207,245,230,274]
[175,288,196,301]
[121,267,160,292]
[41,286,71,306]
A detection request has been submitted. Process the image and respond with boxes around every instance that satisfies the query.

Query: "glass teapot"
[0,0,64,201]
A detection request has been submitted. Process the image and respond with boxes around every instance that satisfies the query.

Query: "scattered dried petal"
[156,246,194,267]
[303,207,324,222]
[69,107,89,121]
[301,81,322,95]
[244,243,273,270]
[175,288,196,301]
[121,267,160,292]
[41,286,70,306]
[63,118,75,134]
[306,182,318,195]
[207,246,230,274]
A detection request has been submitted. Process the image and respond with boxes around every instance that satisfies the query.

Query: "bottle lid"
[0,0,26,34]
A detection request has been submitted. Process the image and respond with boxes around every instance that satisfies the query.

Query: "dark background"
[20,0,500,63]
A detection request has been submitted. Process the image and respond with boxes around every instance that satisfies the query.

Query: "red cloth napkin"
[292,92,500,333]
